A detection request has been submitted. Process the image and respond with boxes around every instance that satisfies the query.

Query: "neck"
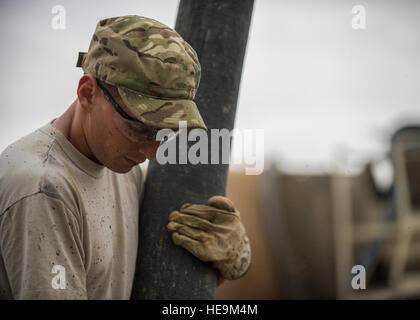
[52,100,101,165]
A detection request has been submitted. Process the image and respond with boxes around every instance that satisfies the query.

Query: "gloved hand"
[167,195,251,280]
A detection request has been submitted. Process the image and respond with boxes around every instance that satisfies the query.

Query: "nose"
[139,140,161,160]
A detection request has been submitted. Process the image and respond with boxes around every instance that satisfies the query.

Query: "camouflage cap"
[76,15,207,131]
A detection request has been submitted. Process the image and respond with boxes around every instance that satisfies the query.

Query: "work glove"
[167,195,251,280]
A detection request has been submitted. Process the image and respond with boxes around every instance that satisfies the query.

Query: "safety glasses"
[97,79,179,145]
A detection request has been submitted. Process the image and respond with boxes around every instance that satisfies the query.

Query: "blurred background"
[1,0,420,299]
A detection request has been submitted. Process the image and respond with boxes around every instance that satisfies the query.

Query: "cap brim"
[118,87,207,131]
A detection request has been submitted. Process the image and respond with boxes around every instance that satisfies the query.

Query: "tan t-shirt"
[0,121,143,299]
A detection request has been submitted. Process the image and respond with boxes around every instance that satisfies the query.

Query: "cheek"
[89,109,119,155]
[104,113,134,153]
[137,140,160,159]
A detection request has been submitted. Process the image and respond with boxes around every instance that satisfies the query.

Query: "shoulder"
[127,164,145,198]
[0,128,82,217]
[132,164,144,191]
[109,164,145,205]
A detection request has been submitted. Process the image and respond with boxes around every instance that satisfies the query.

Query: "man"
[0,15,250,299]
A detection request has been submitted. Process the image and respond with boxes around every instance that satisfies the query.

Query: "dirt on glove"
[168,196,251,280]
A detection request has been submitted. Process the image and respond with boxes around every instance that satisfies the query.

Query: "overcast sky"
[1,0,419,178]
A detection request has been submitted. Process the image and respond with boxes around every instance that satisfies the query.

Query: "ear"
[77,74,100,111]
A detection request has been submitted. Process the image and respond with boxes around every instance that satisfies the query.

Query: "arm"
[0,193,87,299]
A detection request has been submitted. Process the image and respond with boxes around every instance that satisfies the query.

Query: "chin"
[104,161,135,174]
[104,165,130,174]
[114,166,134,174]
[105,156,144,173]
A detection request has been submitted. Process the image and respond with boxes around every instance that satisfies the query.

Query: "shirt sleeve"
[0,192,87,299]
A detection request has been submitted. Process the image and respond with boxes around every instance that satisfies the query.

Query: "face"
[82,78,161,173]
